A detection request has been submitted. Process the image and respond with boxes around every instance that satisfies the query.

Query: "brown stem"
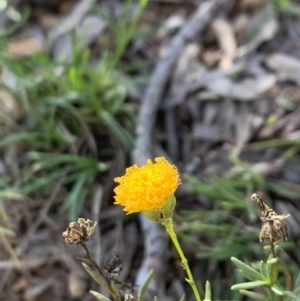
[113,279,136,291]
[280,255,293,291]
[80,242,120,301]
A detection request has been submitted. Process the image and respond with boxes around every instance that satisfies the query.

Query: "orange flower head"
[114,157,180,214]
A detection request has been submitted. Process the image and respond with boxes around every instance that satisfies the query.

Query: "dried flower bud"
[104,252,123,280]
[123,293,138,301]
[251,193,290,254]
[62,218,97,245]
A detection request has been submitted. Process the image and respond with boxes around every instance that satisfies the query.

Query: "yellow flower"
[114,157,180,214]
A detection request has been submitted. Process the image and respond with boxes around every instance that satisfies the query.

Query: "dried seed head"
[251,193,290,247]
[123,293,138,301]
[104,252,123,280]
[251,193,270,214]
[62,218,97,245]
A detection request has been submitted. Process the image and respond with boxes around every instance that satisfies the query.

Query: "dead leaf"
[68,273,87,298]
[236,3,278,57]
[192,123,232,142]
[24,278,53,301]
[212,18,237,69]
[234,103,253,149]
[8,38,44,58]
[232,14,250,41]
[241,0,267,10]
[279,70,300,86]
[0,88,25,124]
[12,277,28,293]
[35,11,60,28]
[259,107,300,139]
[204,72,276,100]
[165,43,201,108]
[228,159,283,178]
[59,0,79,14]
[265,53,300,71]
[265,53,300,86]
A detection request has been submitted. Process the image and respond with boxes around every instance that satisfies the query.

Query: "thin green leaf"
[103,85,126,114]
[22,169,66,194]
[139,0,149,7]
[283,290,297,299]
[0,226,15,236]
[59,173,89,220]
[204,281,211,301]
[249,138,300,149]
[178,294,185,301]
[27,152,102,171]
[267,181,300,200]
[138,269,154,301]
[0,7,30,36]
[0,190,26,201]
[231,280,268,290]
[293,270,300,295]
[99,110,134,151]
[231,257,267,281]
[0,132,43,148]
[259,260,267,277]
[70,187,88,222]
[199,244,252,260]
[90,291,112,301]
[240,290,270,301]
[110,282,121,300]
[267,257,278,284]
[82,263,106,287]
[271,285,284,296]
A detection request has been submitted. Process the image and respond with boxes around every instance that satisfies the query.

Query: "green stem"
[163,218,202,301]
[275,295,283,301]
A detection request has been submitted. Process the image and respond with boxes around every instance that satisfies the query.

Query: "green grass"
[273,0,300,16]
[177,155,300,300]
[0,0,149,222]
[177,157,300,260]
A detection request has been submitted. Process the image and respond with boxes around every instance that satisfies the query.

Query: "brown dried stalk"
[62,218,135,301]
